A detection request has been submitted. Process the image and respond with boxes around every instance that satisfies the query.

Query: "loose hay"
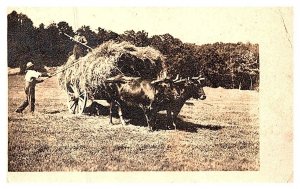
[58,41,166,97]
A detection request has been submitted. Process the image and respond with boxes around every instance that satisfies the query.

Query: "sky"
[6,7,292,45]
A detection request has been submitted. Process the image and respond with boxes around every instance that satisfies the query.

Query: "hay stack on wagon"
[58,40,166,98]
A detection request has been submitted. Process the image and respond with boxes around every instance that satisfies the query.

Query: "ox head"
[190,76,206,100]
[151,77,174,96]
[173,75,206,100]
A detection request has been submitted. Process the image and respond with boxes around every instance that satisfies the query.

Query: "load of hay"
[58,40,166,98]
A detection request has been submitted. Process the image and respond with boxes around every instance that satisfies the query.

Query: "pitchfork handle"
[62,33,93,50]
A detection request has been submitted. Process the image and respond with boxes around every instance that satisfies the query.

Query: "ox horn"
[174,78,186,83]
[173,74,179,82]
[151,78,163,84]
[191,77,205,81]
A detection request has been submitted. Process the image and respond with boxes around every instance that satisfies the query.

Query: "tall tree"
[96,27,119,44]
[7,11,35,72]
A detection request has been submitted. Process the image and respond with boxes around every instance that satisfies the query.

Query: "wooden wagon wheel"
[66,83,88,115]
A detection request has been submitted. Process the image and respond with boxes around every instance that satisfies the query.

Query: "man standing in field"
[72,31,88,59]
[15,62,51,113]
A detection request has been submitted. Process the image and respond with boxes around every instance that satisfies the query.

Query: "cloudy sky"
[6,7,292,45]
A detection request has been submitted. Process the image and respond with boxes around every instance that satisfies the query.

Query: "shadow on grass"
[45,110,61,114]
[83,101,224,133]
[154,115,224,133]
[184,101,195,106]
[84,101,110,116]
[44,102,110,116]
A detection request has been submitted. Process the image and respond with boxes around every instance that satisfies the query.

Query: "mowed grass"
[8,73,259,171]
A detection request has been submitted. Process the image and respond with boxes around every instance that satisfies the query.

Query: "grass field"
[8,72,259,171]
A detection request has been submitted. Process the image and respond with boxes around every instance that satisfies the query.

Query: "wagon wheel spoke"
[67,91,74,95]
[70,101,76,109]
[78,97,84,105]
[72,103,78,114]
[78,96,84,101]
[78,92,85,97]
[67,96,76,114]
[70,85,79,96]
[77,90,87,114]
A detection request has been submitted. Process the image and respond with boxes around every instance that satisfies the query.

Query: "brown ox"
[105,75,206,131]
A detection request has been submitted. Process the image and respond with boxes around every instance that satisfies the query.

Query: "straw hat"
[26,62,34,69]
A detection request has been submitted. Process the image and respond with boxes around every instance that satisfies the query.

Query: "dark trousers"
[73,45,85,59]
[16,83,35,112]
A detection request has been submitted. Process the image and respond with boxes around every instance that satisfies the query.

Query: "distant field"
[8,73,259,171]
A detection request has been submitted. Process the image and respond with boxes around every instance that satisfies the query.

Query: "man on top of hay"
[15,62,51,113]
[72,31,88,60]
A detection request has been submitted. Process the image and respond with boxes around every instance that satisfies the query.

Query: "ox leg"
[171,111,177,130]
[151,112,157,129]
[118,106,126,126]
[167,109,177,130]
[167,110,172,129]
[109,102,113,125]
[145,113,152,131]
[114,100,126,126]
[143,109,154,131]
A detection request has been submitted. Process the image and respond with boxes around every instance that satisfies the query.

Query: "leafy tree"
[134,30,149,47]
[118,30,149,47]
[7,11,35,72]
[7,10,259,90]
[53,22,75,65]
[96,27,119,44]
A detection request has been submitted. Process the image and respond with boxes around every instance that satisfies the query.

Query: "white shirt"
[25,70,42,82]
[74,35,87,44]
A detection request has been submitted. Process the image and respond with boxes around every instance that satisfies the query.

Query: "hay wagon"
[58,41,166,115]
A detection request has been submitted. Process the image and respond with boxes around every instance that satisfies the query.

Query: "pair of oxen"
[103,74,206,131]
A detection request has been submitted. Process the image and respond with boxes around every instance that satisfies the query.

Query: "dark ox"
[105,75,165,130]
[105,75,206,131]
[155,76,206,129]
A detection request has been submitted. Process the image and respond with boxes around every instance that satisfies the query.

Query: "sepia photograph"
[4,2,293,183]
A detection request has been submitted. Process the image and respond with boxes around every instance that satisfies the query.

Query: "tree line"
[7,10,259,90]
